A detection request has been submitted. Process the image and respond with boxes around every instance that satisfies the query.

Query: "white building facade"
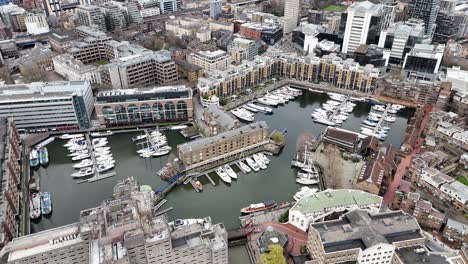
[24,13,49,35]
[187,50,231,72]
[283,0,299,34]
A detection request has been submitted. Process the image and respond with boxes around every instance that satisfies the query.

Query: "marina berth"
[215,167,231,183]
[224,164,237,179]
[237,160,251,173]
[245,157,260,172]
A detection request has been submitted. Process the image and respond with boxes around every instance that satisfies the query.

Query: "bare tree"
[0,67,14,84]
[22,67,47,83]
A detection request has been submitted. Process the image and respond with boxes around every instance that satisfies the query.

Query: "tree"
[271,132,285,144]
[22,67,47,83]
[278,210,289,223]
[0,67,14,84]
[259,245,286,264]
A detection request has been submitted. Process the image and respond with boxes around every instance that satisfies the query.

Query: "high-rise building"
[342,1,384,54]
[158,0,180,14]
[283,0,299,34]
[402,43,444,81]
[111,0,143,24]
[100,2,127,30]
[77,5,106,31]
[0,81,94,130]
[210,0,223,19]
[40,0,80,18]
[408,0,439,37]
[3,178,229,264]
[24,13,49,35]
[228,37,259,64]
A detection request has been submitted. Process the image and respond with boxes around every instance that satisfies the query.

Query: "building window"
[115,104,128,123]
[140,103,152,122]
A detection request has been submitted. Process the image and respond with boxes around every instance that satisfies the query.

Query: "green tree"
[278,210,289,223]
[271,132,285,144]
[259,245,286,264]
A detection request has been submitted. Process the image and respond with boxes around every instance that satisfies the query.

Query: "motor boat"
[152,146,172,157]
[90,130,113,137]
[231,108,254,122]
[313,117,336,126]
[391,104,405,110]
[29,193,41,220]
[71,153,90,161]
[223,164,237,179]
[245,157,260,172]
[293,187,318,201]
[194,180,203,191]
[71,167,94,178]
[237,160,251,173]
[264,93,286,104]
[296,172,319,185]
[40,192,52,215]
[252,154,267,169]
[246,103,273,114]
[256,97,278,106]
[372,105,386,112]
[29,149,39,168]
[287,86,302,96]
[64,138,85,147]
[385,116,396,122]
[95,150,111,157]
[59,134,84,140]
[362,120,377,126]
[242,104,258,113]
[73,159,93,169]
[215,167,231,183]
[368,115,380,122]
[258,152,270,165]
[132,134,147,142]
[94,146,110,152]
[240,200,277,214]
[97,163,114,173]
[68,150,89,157]
[388,109,398,114]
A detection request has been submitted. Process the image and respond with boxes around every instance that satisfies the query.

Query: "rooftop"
[178,121,268,153]
[311,210,422,253]
[96,85,190,97]
[291,189,382,216]
[0,81,91,101]
[446,218,468,233]
[396,246,450,264]
[203,105,238,130]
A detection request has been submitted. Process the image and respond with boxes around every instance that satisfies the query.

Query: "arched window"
[176,101,187,119]
[140,103,152,122]
[101,106,115,125]
[153,102,164,120]
[165,102,176,120]
[115,105,128,123]
[128,104,140,123]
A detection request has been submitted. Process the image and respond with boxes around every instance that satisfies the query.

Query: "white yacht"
[72,153,90,161]
[252,154,267,169]
[215,167,231,183]
[73,159,93,169]
[256,97,278,106]
[152,146,172,157]
[237,160,251,173]
[97,163,114,173]
[313,117,336,126]
[296,172,319,185]
[245,157,260,172]
[231,108,254,122]
[264,93,285,104]
[246,103,273,114]
[59,134,84,140]
[258,152,270,165]
[293,187,318,201]
[68,150,88,157]
[71,167,94,178]
[223,164,237,179]
[372,105,386,112]
[90,130,113,137]
[385,116,396,122]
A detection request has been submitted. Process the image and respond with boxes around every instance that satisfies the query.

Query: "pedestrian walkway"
[383,105,432,204]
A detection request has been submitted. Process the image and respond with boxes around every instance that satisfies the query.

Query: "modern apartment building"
[187,50,231,72]
[3,177,228,264]
[209,0,223,19]
[158,0,180,13]
[197,52,379,99]
[228,37,258,64]
[283,0,299,34]
[289,189,382,231]
[178,121,269,170]
[408,0,439,37]
[307,210,425,264]
[53,54,101,83]
[239,22,283,45]
[0,118,20,249]
[100,2,127,30]
[67,26,178,89]
[111,0,143,24]
[0,81,94,130]
[24,13,49,35]
[40,0,80,18]
[94,85,193,128]
[342,1,384,54]
[48,29,78,54]
[77,5,106,32]
[165,17,211,42]
[402,44,444,81]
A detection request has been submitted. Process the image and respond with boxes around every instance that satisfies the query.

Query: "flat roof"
[291,189,382,215]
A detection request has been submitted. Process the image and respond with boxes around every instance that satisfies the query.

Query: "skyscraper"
[408,0,439,37]
[210,0,223,19]
[341,1,384,54]
[283,0,299,34]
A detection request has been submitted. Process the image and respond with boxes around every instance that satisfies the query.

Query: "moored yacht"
[40,192,52,215]
[71,167,94,178]
[231,108,254,122]
[246,103,273,114]
[256,97,278,106]
[293,187,318,201]
[237,160,251,173]
[223,164,237,179]
[73,159,93,169]
[215,167,231,183]
[245,157,260,172]
[29,193,41,220]
[252,154,267,169]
